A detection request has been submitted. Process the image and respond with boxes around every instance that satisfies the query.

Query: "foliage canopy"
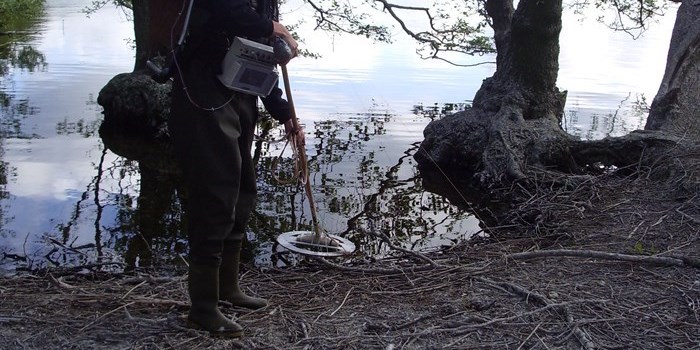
[302,0,668,65]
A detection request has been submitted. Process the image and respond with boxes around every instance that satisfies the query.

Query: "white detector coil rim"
[277,231,356,257]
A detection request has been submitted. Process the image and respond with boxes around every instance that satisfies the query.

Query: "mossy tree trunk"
[98,0,182,169]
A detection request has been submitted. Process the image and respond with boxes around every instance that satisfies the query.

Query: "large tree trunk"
[133,0,185,71]
[415,0,571,193]
[415,0,700,227]
[645,0,700,138]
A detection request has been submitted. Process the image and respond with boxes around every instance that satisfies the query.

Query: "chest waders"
[166,0,270,338]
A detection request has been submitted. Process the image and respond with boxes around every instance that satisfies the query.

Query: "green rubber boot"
[187,263,244,338]
[219,241,268,310]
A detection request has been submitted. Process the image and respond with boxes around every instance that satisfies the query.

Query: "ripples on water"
[0,1,676,271]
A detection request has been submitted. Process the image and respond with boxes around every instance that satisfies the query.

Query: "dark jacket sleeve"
[195,0,274,39]
[260,86,291,124]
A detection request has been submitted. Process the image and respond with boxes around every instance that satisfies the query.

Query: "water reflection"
[0,5,46,268]
[563,93,649,140]
[56,94,102,137]
[1,29,46,139]
[109,163,187,270]
[412,102,471,121]
[22,98,477,270]
[252,106,479,265]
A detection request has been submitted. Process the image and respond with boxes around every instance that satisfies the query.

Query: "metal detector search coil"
[277,231,356,257]
[218,37,279,97]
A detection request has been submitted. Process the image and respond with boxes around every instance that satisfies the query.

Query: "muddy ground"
[1,169,699,349]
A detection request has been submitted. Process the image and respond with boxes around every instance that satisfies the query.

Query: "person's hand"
[272,22,299,59]
[284,119,305,148]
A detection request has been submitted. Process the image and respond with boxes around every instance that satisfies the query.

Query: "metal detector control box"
[218,37,279,97]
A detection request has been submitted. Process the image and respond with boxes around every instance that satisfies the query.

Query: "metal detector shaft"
[280,65,324,237]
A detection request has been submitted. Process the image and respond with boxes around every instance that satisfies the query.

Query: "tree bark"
[493,0,561,93]
[484,0,513,72]
[645,0,700,139]
[132,0,185,71]
[132,0,148,71]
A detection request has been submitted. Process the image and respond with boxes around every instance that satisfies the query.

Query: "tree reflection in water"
[3,73,477,270]
[0,7,46,265]
[253,104,478,266]
[35,100,479,270]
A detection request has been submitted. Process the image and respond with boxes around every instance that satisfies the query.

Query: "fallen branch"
[48,274,76,290]
[312,256,437,274]
[507,249,700,268]
[449,301,571,334]
[356,228,440,267]
[676,207,700,224]
[49,238,90,257]
[516,322,542,350]
[131,297,189,307]
[78,301,136,332]
[476,277,597,350]
[329,287,354,316]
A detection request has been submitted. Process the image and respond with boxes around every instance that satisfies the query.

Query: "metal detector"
[275,65,356,257]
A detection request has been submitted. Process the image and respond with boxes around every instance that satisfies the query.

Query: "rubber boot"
[187,263,244,337]
[219,241,268,310]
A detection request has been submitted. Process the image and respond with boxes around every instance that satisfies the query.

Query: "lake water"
[0,0,679,270]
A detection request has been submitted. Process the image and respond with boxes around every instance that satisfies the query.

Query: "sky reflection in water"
[0,0,678,270]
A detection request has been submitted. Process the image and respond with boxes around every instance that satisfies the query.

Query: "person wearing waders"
[168,0,300,337]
